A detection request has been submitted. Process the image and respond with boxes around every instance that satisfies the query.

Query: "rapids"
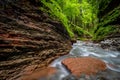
[48,41,120,80]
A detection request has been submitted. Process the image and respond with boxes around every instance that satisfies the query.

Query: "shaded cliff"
[0,0,120,80]
[0,0,71,79]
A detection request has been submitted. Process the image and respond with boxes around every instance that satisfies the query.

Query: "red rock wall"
[0,0,71,79]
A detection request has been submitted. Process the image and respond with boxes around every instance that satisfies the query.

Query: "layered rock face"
[0,0,71,79]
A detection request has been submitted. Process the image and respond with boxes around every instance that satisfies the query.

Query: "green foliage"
[40,0,120,41]
[40,0,75,38]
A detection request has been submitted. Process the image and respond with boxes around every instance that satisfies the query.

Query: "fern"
[41,0,74,38]
[40,0,120,41]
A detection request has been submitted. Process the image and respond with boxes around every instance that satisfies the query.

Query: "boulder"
[62,57,106,77]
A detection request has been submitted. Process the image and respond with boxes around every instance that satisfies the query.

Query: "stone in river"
[21,67,57,80]
[62,57,106,77]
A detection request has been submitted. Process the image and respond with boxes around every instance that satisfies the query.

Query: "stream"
[46,41,120,80]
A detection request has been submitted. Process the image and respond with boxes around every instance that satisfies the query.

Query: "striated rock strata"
[0,0,71,79]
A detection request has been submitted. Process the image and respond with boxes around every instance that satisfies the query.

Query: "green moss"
[40,0,120,41]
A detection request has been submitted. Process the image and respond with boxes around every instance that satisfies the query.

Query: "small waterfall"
[48,41,120,80]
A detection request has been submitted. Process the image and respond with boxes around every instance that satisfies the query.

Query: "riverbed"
[49,41,120,80]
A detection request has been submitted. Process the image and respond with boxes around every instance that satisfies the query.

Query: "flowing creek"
[48,41,120,80]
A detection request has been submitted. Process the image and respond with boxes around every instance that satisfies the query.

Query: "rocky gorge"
[0,0,120,80]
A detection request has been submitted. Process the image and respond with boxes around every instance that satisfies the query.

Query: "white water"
[49,41,120,80]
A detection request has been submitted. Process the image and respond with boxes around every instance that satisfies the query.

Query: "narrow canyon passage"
[0,0,120,80]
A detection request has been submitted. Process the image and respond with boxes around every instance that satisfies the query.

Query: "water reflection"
[48,41,120,80]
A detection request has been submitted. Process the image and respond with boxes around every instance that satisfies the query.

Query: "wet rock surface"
[0,0,71,79]
[62,57,106,77]
[21,67,57,80]
[49,41,120,80]
[0,0,120,80]
[101,38,120,51]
